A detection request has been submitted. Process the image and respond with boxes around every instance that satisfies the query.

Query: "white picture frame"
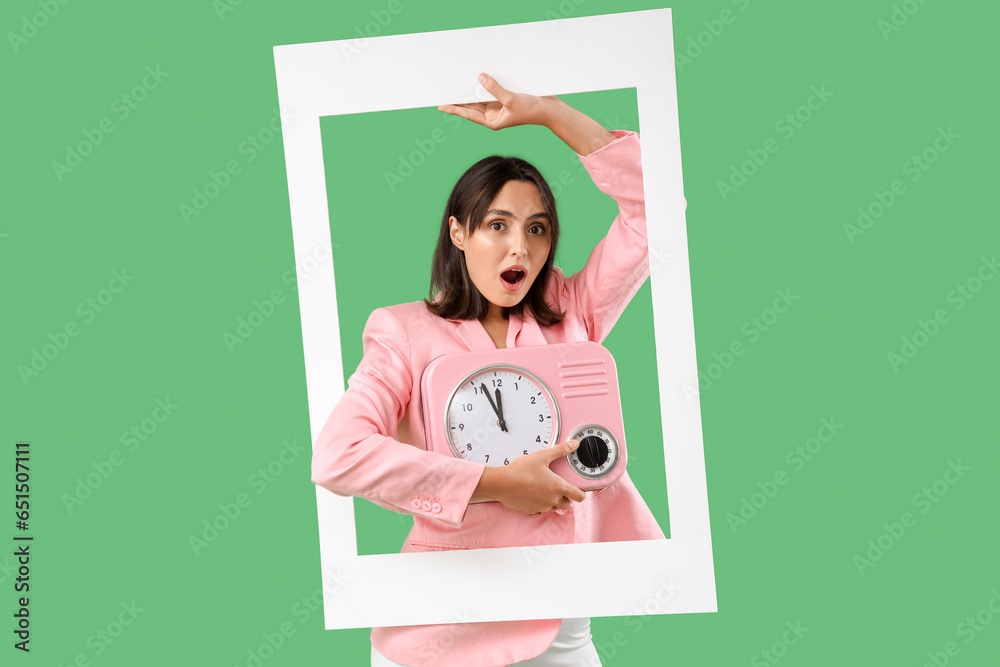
[273,7,716,629]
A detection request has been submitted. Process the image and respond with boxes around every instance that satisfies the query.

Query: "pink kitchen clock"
[420,341,628,492]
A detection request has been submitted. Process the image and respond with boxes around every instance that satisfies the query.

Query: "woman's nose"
[508,228,528,257]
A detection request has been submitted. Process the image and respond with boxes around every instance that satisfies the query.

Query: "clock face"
[445,365,559,467]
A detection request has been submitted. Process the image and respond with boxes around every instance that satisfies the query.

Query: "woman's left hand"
[439,73,616,155]
[438,73,557,130]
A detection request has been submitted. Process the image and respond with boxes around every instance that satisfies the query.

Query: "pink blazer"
[312,131,665,667]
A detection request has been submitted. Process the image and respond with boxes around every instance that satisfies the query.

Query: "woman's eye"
[488,221,504,231]
[529,225,546,235]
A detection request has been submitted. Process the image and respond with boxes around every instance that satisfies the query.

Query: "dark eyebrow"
[486,209,549,221]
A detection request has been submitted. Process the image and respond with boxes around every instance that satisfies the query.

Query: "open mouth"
[500,267,526,290]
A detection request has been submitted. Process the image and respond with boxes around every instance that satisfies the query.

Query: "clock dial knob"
[445,365,560,467]
[577,435,609,468]
[567,424,621,479]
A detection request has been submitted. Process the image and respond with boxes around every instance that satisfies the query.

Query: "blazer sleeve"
[553,130,649,343]
[311,307,485,529]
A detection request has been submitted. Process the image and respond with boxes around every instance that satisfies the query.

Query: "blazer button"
[431,503,441,514]
[410,498,422,510]
[421,500,432,512]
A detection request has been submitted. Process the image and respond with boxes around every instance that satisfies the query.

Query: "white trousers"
[371,617,602,667]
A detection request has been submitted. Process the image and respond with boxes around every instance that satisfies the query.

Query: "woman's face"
[449,180,551,317]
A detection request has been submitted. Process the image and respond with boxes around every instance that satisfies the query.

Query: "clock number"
[538,414,544,422]
[485,455,489,462]
[504,458,510,465]
[458,423,464,431]
[514,382,518,390]
[523,450,528,456]
[535,436,541,443]
[588,429,594,434]
[530,396,536,404]
[463,403,473,411]
[466,444,472,451]
[492,379,503,388]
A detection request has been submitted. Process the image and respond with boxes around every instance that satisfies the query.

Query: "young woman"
[312,74,664,667]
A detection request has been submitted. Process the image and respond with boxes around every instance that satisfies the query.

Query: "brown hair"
[424,156,565,325]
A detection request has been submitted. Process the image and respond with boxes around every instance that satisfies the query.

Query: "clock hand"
[480,382,504,426]
[495,388,508,433]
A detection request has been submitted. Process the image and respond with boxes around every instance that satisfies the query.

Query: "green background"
[3,1,997,665]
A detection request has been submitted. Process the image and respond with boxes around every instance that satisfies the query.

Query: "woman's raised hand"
[438,73,557,131]
[471,439,587,515]
[440,73,616,156]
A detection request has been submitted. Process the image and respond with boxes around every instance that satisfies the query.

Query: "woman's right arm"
[311,307,485,528]
[313,307,586,519]
[471,439,585,513]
